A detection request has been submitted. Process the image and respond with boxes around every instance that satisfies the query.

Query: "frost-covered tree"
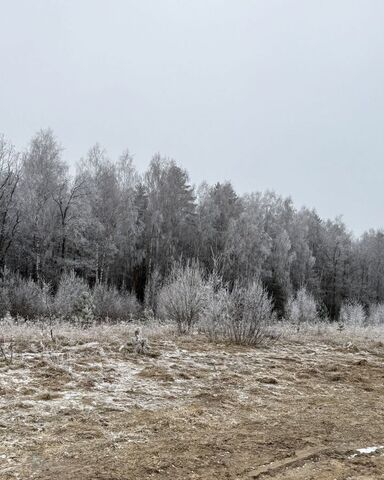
[223,193,271,282]
[144,155,197,276]
[286,287,319,325]
[0,136,20,268]
[16,129,67,281]
[197,181,242,273]
[0,129,383,322]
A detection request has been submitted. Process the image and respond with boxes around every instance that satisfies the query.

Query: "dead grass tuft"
[36,391,62,401]
[257,376,278,384]
[138,366,175,382]
[327,373,344,382]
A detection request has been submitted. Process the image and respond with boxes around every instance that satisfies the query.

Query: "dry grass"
[276,320,384,348]
[0,319,384,479]
[0,318,175,351]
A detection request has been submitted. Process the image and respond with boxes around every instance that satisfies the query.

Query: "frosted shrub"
[54,271,93,321]
[8,277,50,319]
[221,281,276,346]
[286,287,319,326]
[144,267,162,316]
[0,287,10,318]
[368,303,384,325]
[92,283,140,321]
[199,274,230,341]
[120,291,141,318]
[339,301,366,327]
[92,283,118,319]
[201,277,276,346]
[158,263,207,333]
[73,290,95,325]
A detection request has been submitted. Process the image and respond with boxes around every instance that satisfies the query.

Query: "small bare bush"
[8,277,50,319]
[199,273,230,341]
[286,287,319,326]
[368,303,384,325]
[92,283,140,321]
[158,262,207,333]
[119,293,141,319]
[203,280,276,346]
[0,286,10,318]
[54,271,93,322]
[144,267,162,316]
[339,301,366,327]
[224,281,276,346]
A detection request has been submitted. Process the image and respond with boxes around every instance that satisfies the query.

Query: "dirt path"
[1,336,383,479]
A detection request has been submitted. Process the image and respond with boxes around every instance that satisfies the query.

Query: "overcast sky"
[1,0,383,235]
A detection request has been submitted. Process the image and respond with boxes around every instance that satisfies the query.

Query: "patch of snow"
[349,446,384,458]
[357,446,384,454]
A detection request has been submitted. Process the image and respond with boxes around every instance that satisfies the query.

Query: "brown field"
[1,322,384,479]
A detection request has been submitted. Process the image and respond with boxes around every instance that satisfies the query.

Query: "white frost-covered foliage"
[222,281,276,346]
[368,303,384,325]
[144,267,162,316]
[158,262,207,333]
[0,284,11,318]
[0,269,50,319]
[8,277,50,319]
[202,280,276,346]
[339,301,366,327]
[92,283,140,321]
[286,287,319,324]
[53,271,94,322]
[200,273,230,341]
[0,269,141,323]
[159,263,275,344]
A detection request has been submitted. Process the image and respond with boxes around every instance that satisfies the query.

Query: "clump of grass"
[0,316,173,369]
[274,319,384,347]
[36,391,61,401]
[138,366,174,382]
[257,376,278,384]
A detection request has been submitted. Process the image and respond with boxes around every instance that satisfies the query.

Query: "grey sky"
[1,0,383,235]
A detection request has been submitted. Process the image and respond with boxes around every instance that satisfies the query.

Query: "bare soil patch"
[1,331,383,479]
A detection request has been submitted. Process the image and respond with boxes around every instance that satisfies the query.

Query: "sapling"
[119,328,149,354]
[132,328,149,354]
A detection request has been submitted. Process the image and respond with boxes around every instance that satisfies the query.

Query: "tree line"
[0,129,383,320]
